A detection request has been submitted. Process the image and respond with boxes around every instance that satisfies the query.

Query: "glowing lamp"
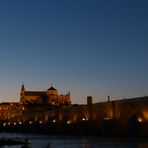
[19,122,22,125]
[67,120,71,124]
[82,118,86,121]
[3,123,6,126]
[138,117,143,123]
[52,120,56,123]
[39,121,42,124]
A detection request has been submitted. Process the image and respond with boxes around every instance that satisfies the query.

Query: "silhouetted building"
[87,96,92,107]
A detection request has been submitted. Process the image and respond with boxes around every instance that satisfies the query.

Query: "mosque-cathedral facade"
[20,84,71,105]
[0,84,148,137]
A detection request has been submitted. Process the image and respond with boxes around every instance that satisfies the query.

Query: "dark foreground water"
[0,133,148,148]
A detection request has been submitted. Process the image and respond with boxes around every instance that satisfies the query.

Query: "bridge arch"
[118,102,144,123]
[92,104,113,122]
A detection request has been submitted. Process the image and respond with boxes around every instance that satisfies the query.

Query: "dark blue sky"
[0,0,147,104]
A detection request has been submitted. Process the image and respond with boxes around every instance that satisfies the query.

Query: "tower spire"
[51,82,53,87]
[21,83,25,92]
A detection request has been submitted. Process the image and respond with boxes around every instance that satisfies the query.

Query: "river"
[0,133,148,148]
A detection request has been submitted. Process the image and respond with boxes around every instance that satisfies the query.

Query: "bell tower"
[20,83,25,103]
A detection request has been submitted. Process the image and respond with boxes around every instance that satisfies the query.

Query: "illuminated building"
[0,83,147,137]
[20,84,71,105]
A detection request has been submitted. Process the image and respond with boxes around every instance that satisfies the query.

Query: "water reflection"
[0,133,148,148]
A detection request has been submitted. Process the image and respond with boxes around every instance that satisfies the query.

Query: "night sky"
[0,0,147,104]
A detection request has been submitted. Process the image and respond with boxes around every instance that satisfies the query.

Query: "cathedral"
[20,84,71,105]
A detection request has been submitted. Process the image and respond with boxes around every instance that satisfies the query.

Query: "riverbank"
[0,119,148,138]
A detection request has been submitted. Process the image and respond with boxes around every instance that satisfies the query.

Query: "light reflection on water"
[0,133,148,148]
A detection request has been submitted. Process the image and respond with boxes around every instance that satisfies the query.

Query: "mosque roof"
[24,91,45,96]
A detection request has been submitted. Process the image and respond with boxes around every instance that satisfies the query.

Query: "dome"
[46,86,58,96]
[48,86,57,91]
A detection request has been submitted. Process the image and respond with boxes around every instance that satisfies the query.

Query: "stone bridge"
[1,96,148,136]
[30,96,148,125]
